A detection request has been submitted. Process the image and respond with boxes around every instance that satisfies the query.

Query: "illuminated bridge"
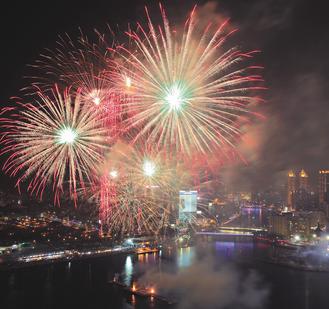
[196,227,266,237]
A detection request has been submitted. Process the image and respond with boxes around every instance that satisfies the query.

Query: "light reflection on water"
[3,237,329,309]
[215,240,255,259]
[177,246,195,268]
[120,239,254,286]
[123,255,133,285]
[240,207,267,228]
[121,239,254,286]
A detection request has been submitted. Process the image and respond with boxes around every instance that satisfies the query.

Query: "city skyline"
[1,2,329,308]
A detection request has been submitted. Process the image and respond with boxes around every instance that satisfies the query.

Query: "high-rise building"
[287,169,313,211]
[269,212,292,236]
[319,170,329,204]
[287,170,296,211]
[299,169,309,191]
[179,190,197,222]
[295,169,315,211]
[291,211,326,237]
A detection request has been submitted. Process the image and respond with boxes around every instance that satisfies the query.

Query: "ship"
[109,277,176,305]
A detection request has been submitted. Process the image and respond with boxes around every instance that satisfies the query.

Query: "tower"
[299,169,309,191]
[319,170,329,204]
[287,170,296,211]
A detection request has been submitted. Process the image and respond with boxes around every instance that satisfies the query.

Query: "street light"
[294,235,301,241]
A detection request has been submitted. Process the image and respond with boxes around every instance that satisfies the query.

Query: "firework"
[23,31,124,134]
[27,33,109,92]
[0,5,264,236]
[92,141,178,234]
[25,32,124,143]
[0,86,109,205]
[113,5,264,156]
[98,176,170,235]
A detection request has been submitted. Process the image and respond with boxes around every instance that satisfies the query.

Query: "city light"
[125,238,134,246]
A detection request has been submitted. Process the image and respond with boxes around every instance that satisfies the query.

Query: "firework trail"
[113,5,264,156]
[98,176,170,235]
[0,86,108,205]
[25,31,113,98]
[90,142,177,234]
[0,5,264,235]
[27,31,126,142]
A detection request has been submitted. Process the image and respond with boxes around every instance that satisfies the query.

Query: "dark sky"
[0,0,328,191]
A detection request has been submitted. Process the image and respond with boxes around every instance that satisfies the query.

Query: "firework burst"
[0,5,265,235]
[0,86,109,205]
[99,177,170,235]
[28,33,109,89]
[113,5,264,156]
[91,141,177,234]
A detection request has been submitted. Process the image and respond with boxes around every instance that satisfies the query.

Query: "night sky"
[0,0,328,192]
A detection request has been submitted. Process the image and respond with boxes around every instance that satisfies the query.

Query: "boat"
[109,278,176,305]
[135,247,160,255]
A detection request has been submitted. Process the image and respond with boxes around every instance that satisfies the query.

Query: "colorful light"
[109,170,118,179]
[165,85,184,111]
[57,127,77,144]
[143,160,156,177]
[115,5,263,155]
[0,87,108,205]
[92,96,101,105]
[125,77,132,88]
[0,4,263,235]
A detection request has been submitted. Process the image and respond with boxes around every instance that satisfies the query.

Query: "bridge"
[196,226,266,237]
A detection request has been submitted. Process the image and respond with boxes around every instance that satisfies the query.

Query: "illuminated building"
[226,192,251,203]
[291,211,326,237]
[287,170,296,211]
[269,213,292,237]
[295,169,317,211]
[287,169,313,211]
[269,211,326,238]
[179,190,197,222]
[319,170,329,204]
[299,169,309,191]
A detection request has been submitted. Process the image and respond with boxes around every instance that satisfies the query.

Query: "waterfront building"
[291,212,311,237]
[178,190,197,223]
[269,210,327,238]
[269,212,292,237]
[291,211,326,238]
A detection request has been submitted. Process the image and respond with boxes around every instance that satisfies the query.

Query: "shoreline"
[0,245,159,271]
